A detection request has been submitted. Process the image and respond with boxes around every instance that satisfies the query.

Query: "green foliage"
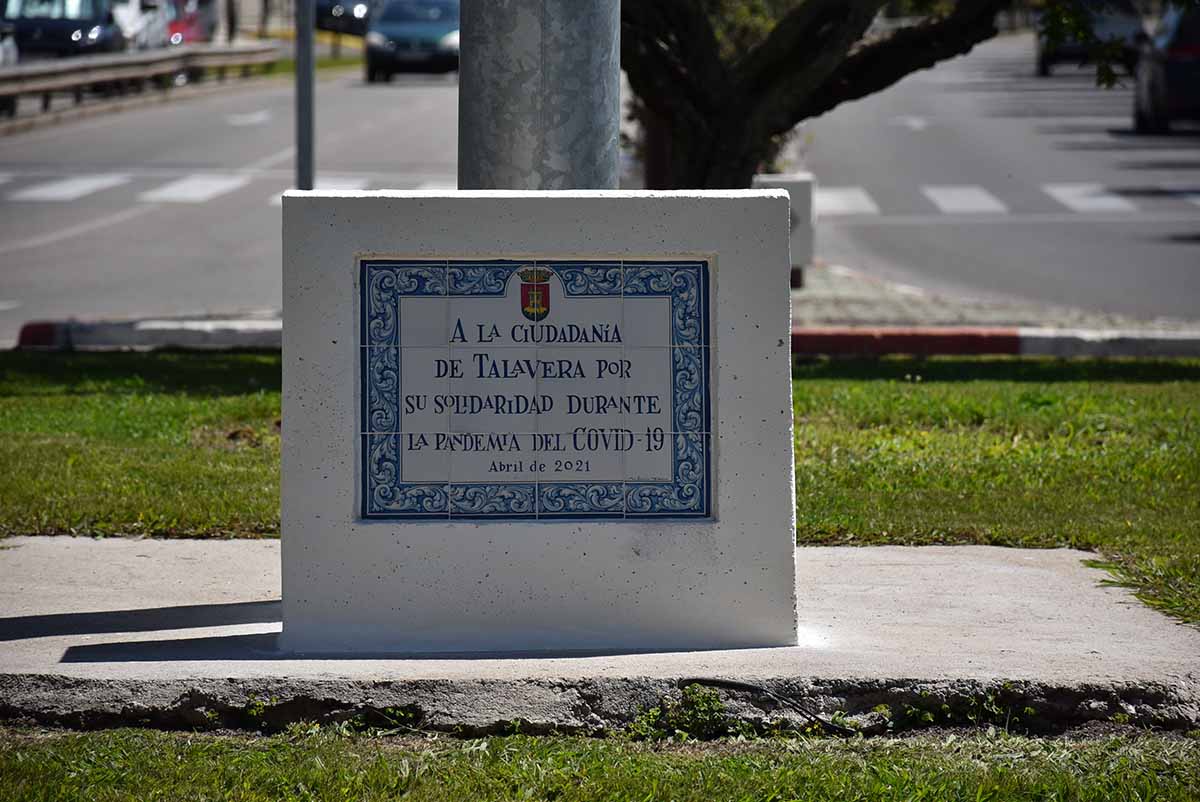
[889,688,1043,733]
[627,684,750,741]
[2,727,1199,801]
[792,358,1200,625]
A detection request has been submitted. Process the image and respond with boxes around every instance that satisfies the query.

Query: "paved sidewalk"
[2,536,1197,731]
[790,264,1200,357]
[793,263,1200,332]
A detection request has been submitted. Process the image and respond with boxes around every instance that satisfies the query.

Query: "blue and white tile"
[397,432,451,485]
[535,346,625,432]
[622,347,676,434]
[625,432,674,483]
[399,347,450,432]
[399,296,449,347]
[447,345,539,433]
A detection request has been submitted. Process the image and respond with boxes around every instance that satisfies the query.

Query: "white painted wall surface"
[280,190,797,654]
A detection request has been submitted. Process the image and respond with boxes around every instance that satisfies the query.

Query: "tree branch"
[621,0,731,136]
[788,0,1009,126]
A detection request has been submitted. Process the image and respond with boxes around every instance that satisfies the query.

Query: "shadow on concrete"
[62,632,283,662]
[58,632,709,662]
[0,600,280,641]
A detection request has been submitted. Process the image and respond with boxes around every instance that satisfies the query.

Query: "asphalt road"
[0,31,1197,346]
[0,69,459,346]
[802,33,1200,320]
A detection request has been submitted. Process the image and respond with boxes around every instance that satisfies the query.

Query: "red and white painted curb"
[792,326,1200,358]
[15,317,1200,357]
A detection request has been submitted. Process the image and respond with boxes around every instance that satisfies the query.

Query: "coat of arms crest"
[518,266,552,322]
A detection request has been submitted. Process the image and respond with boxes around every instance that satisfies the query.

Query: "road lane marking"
[227,109,272,127]
[0,300,21,312]
[1043,183,1137,213]
[814,187,880,217]
[888,115,929,131]
[9,174,129,201]
[922,185,1009,214]
[415,180,457,190]
[269,176,371,205]
[241,146,297,173]
[0,173,11,186]
[821,210,1200,227]
[0,205,157,255]
[139,174,251,203]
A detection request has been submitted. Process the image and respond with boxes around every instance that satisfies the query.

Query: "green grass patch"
[1,727,1198,802]
[0,352,280,537]
[793,358,1200,622]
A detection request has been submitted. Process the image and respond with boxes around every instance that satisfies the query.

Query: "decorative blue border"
[360,258,711,521]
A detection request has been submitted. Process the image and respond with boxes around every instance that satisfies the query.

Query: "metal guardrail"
[0,43,279,114]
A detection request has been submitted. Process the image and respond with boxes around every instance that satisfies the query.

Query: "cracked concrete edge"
[2,673,1197,735]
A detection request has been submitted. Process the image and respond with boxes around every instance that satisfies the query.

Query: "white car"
[111,0,171,49]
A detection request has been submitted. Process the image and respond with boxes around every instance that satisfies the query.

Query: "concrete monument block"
[281,190,797,654]
[753,172,815,269]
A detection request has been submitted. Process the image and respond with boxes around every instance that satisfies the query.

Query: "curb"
[17,318,1200,358]
[16,316,281,350]
[792,326,1200,358]
[2,673,1196,735]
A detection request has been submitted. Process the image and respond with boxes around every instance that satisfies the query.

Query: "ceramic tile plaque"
[359,258,712,521]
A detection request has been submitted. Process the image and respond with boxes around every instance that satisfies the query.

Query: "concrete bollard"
[753,172,815,287]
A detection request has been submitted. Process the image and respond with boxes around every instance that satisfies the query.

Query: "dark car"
[1134,6,1200,133]
[316,0,371,36]
[1036,0,1144,77]
[363,0,457,82]
[1,0,125,57]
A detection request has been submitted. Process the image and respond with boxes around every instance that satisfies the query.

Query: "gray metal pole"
[294,0,315,191]
[458,0,620,191]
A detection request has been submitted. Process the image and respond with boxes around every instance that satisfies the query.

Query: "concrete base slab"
[1,537,1197,732]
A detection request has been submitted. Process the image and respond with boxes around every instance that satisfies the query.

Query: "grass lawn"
[0,352,280,537]
[792,358,1200,623]
[0,353,1197,621]
[1,727,1198,802]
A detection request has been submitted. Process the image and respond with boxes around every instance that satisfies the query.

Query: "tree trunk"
[639,104,762,190]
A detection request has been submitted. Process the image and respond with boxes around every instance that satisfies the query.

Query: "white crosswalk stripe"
[814,187,880,217]
[269,176,371,205]
[139,174,251,203]
[1042,183,1137,213]
[921,185,1008,214]
[0,173,11,186]
[9,174,129,201]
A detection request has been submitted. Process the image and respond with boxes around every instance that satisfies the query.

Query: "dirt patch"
[189,424,276,451]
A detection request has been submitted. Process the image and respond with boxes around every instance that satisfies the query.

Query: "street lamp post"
[295,0,315,191]
[457,0,620,191]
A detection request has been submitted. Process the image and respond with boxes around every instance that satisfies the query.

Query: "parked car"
[363,0,457,82]
[316,0,371,36]
[1133,6,1200,133]
[1,0,127,57]
[1035,0,1145,76]
[166,0,214,44]
[1,19,17,116]
[111,0,169,49]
